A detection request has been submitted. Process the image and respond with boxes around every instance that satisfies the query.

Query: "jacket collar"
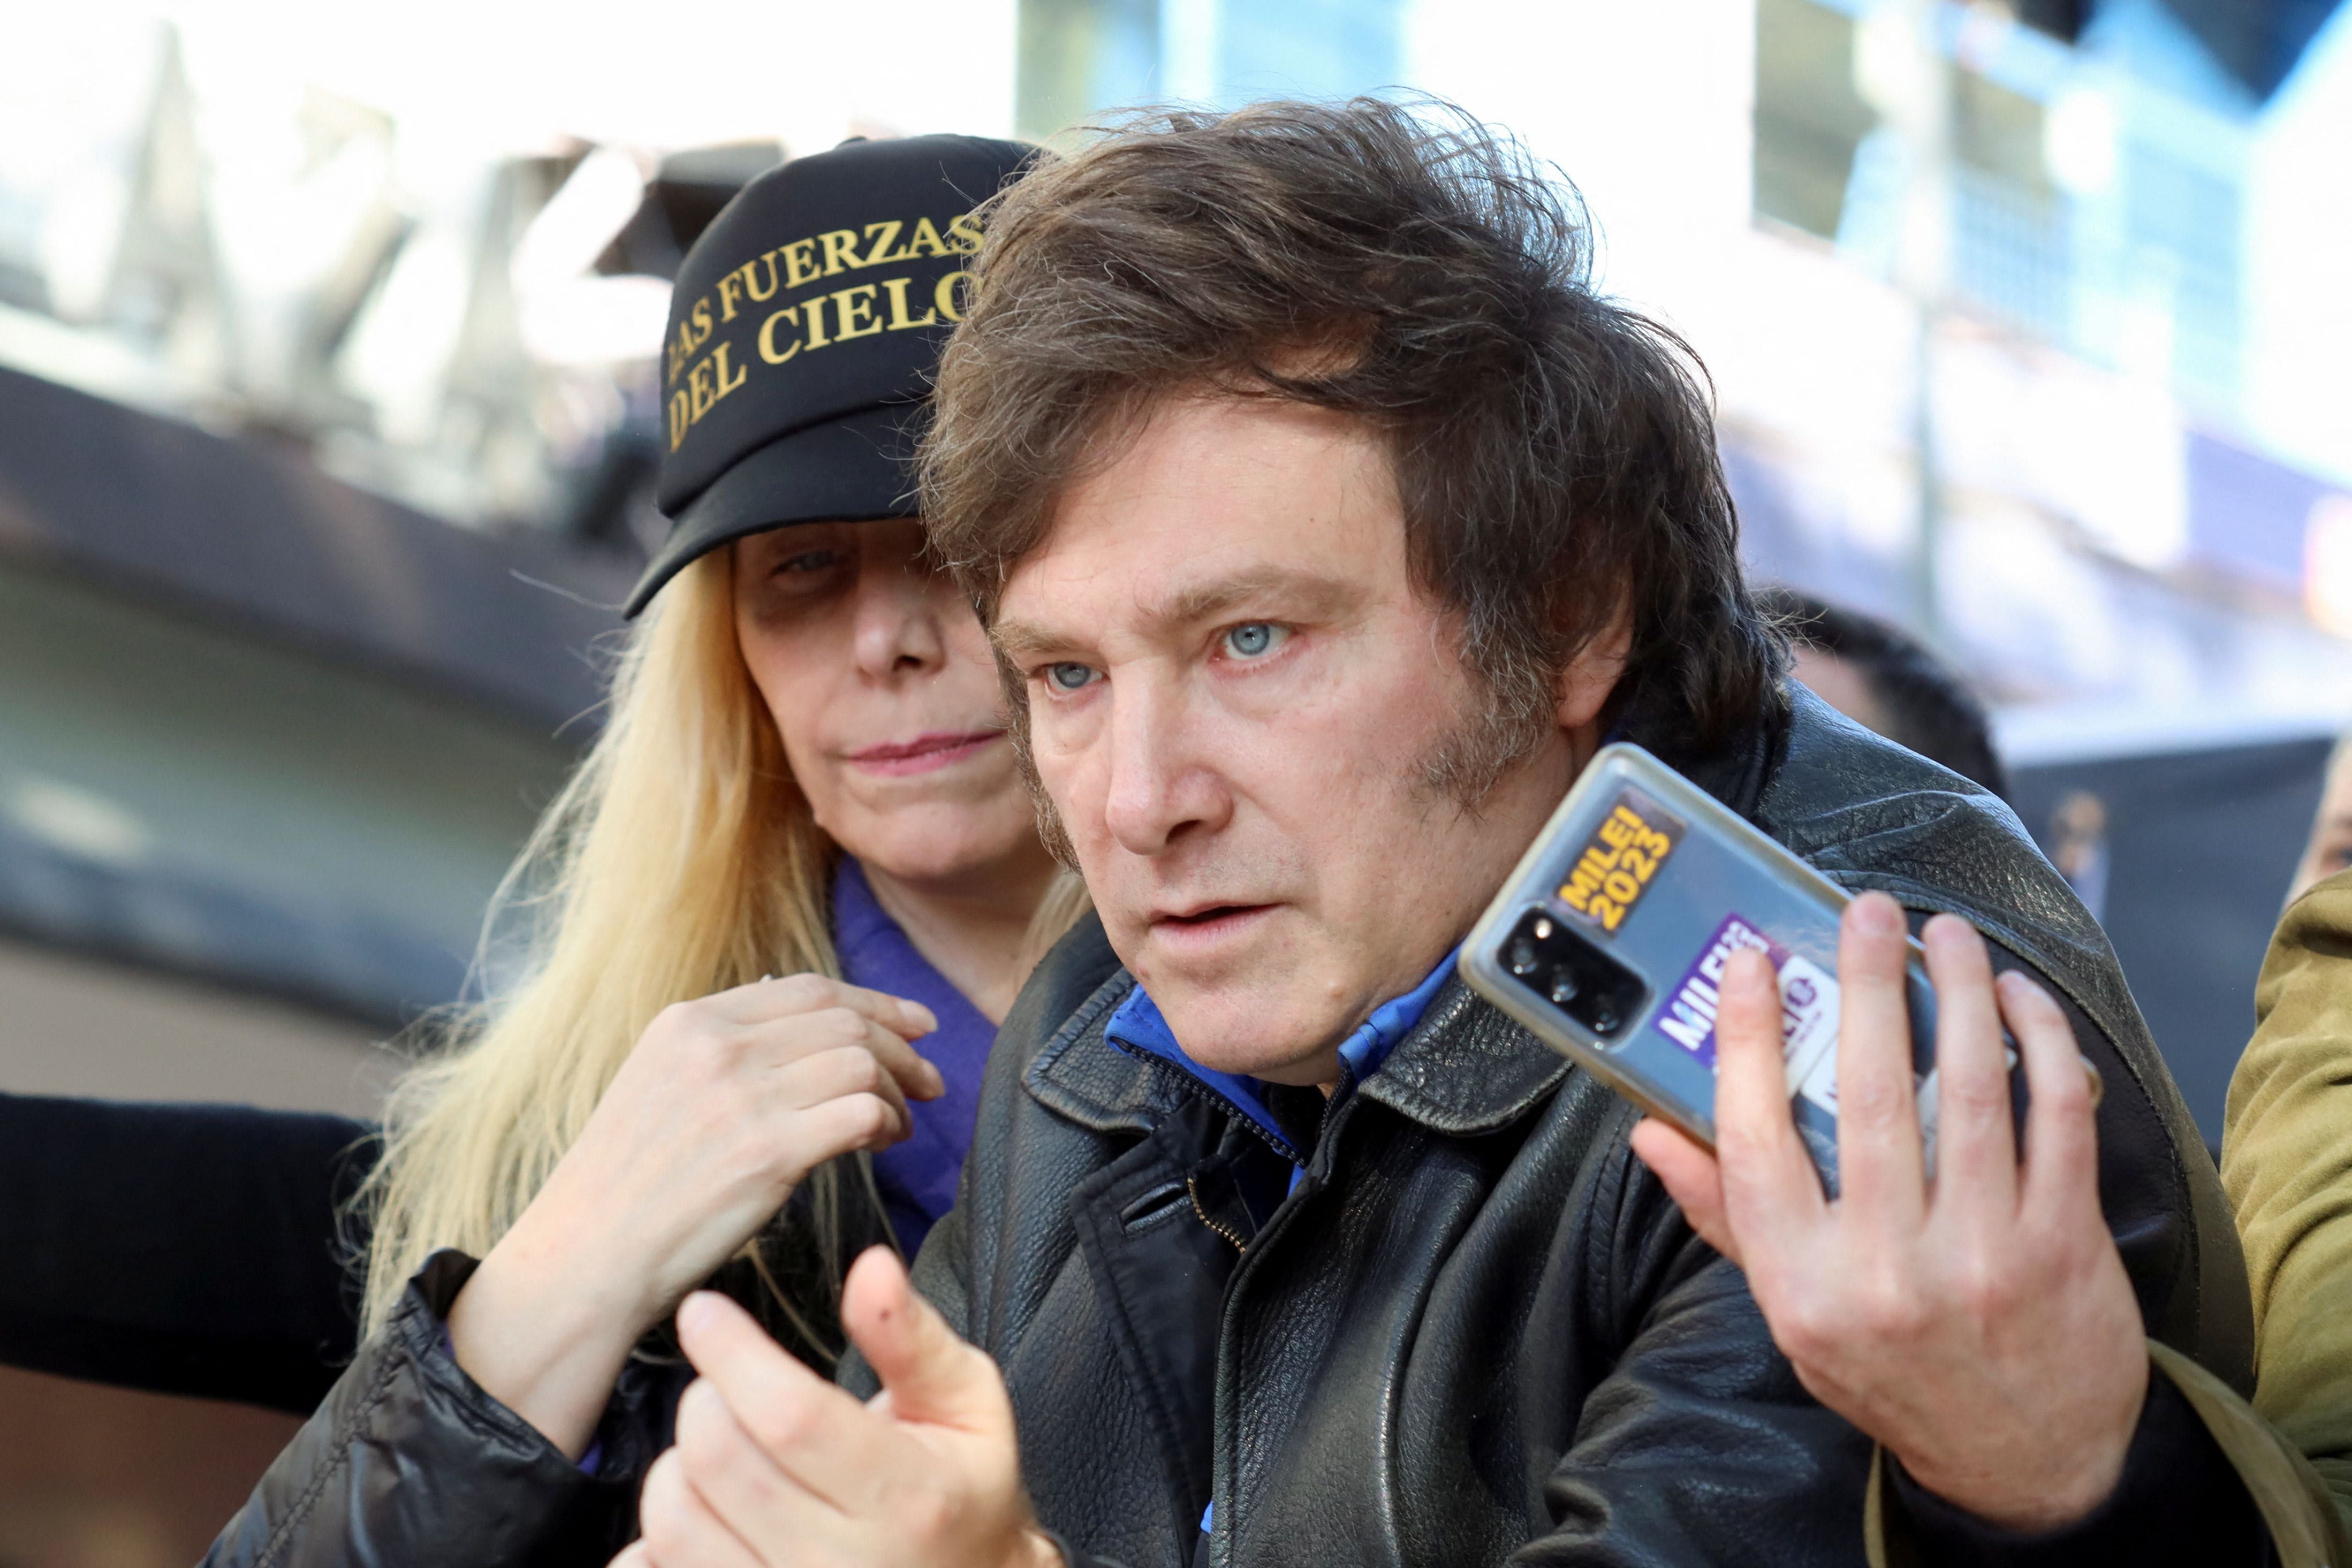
[1100,985,1301,1158]
[1095,952,1460,1163]
[1026,961,1580,1144]
[1023,966,1159,1138]
[1357,979,1574,1133]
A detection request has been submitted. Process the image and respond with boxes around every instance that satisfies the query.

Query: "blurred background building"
[2,1,2348,1560]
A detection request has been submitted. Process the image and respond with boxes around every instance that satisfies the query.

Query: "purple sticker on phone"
[1652,912,1842,1116]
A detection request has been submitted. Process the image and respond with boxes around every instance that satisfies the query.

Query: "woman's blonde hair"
[354,549,852,1348]
[353,536,1091,1353]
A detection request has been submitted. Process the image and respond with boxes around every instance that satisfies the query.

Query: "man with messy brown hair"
[613,101,2267,1568]
[924,101,1776,813]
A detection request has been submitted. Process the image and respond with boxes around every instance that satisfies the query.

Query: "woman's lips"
[845,729,1004,777]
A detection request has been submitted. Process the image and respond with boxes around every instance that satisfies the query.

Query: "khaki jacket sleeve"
[2227,870,2352,1533]
[1864,1344,2352,1568]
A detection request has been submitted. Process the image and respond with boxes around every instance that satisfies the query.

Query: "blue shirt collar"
[1104,949,1459,1166]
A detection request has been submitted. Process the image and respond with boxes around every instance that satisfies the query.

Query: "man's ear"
[1556,601,1633,733]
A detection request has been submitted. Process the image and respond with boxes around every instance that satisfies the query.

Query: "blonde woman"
[44,134,1058,1566]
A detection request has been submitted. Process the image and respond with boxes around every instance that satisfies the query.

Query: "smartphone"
[1459,742,2036,1196]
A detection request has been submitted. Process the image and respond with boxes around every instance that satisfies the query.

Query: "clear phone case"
[1459,743,2018,1195]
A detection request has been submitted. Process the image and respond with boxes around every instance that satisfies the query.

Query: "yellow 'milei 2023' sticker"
[1558,788,1683,932]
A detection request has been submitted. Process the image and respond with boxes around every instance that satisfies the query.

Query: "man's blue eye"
[1046,663,1097,692]
[780,550,845,574]
[1223,622,1284,658]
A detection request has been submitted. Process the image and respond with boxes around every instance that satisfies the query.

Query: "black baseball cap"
[626,133,1036,616]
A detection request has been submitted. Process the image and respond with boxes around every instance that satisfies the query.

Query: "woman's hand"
[446,975,944,1458]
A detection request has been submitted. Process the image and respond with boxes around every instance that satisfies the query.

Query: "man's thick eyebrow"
[1155,566,1356,627]
[990,619,1072,660]
[991,566,1359,663]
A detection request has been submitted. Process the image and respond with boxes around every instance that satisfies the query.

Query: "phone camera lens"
[1498,906,1645,1041]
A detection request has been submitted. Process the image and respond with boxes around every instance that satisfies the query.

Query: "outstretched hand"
[616,1246,1061,1568]
[1630,891,2147,1532]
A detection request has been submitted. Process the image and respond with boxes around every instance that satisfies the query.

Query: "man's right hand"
[1632,893,2148,1532]
[446,975,943,1458]
[617,1249,1059,1568]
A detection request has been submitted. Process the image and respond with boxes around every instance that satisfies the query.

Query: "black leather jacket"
[847,689,2257,1568]
[200,1251,662,1568]
[6,689,2259,1567]
[193,1185,889,1567]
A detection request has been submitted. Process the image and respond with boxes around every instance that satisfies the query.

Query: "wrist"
[456,1236,653,1361]
[1894,1371,2146,1533]
[489,1185,679,1333]
[446,1220,666,1460]
[1899,1452,2126,1535]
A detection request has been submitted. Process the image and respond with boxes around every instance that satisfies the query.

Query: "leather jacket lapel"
[1359,984,1573,1137]
[1025,969,1155,1136]
[1065,1100,1249,1525]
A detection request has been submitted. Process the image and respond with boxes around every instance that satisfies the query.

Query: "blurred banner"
[2015,735,2333,1147]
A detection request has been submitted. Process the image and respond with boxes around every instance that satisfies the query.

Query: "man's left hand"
[613,1246,1061,1568]
[1631,892,2148,1532]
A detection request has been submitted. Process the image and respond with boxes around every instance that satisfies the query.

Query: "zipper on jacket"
[1198,1097,1349,1568]
[1126,1051,1304,1166]
[1186,1174,1251,1252]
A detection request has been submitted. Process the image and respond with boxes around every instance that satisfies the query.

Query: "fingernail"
[906,1001,939,1033]
[1850,893,1904,935]
[678,1292,719,1335]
